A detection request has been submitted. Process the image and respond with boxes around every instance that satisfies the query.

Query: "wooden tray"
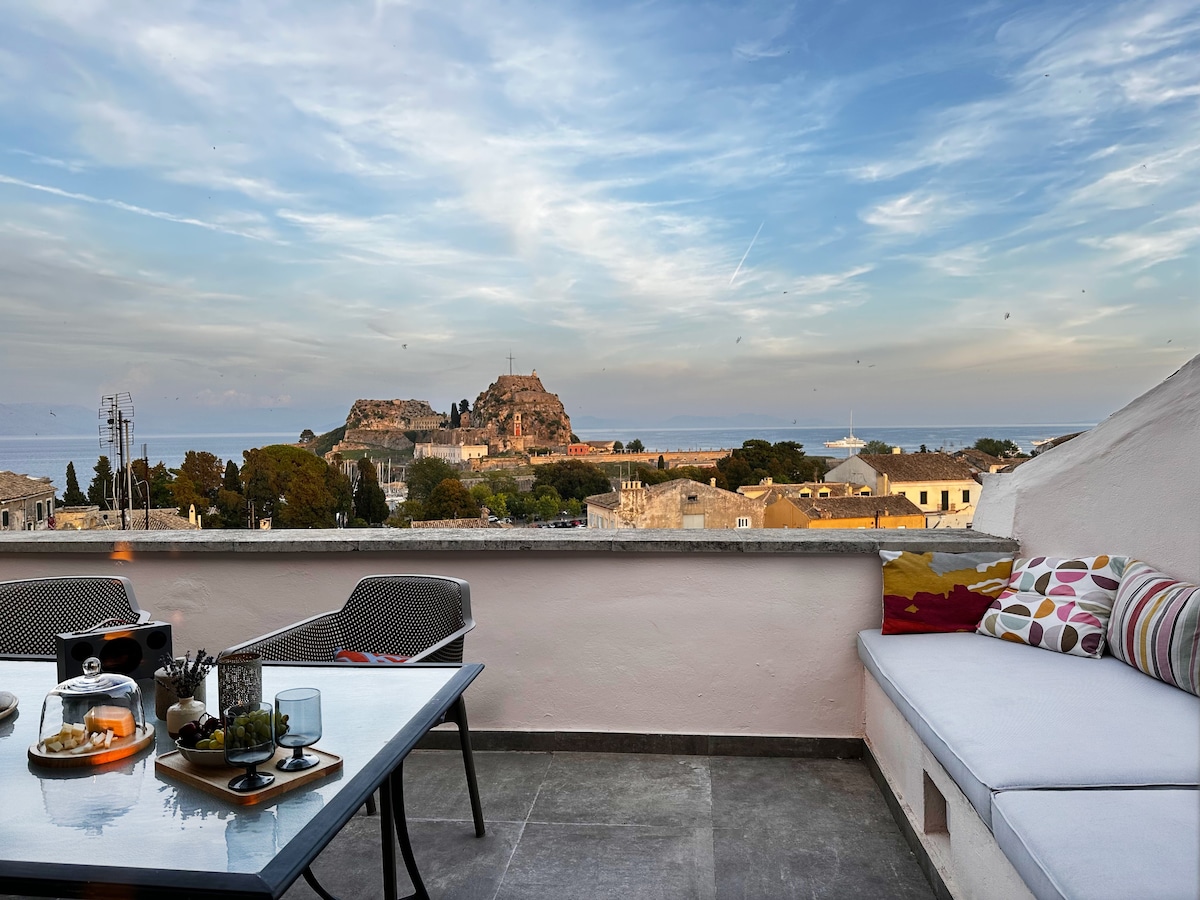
[156,746,342,806]
[29,727,154,767]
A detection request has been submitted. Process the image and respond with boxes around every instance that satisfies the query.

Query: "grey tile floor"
[285,750,935,900]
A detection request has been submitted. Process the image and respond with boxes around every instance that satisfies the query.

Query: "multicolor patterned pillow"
[879,551,1014,634]
[333,649,410,665]
[1107,561,1200,696]
[976,556,1130,658]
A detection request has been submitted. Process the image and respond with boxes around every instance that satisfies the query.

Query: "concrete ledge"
[0,527,1018,555]
[418,729,865,758]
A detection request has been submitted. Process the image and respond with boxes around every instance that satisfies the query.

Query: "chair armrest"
[406,620,475,663]
[222,610,342,663]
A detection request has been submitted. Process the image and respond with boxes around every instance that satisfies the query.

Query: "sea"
[0,423,1094,489]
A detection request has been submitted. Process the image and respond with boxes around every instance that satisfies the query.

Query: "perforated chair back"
[0,576,148,657]
[233,574,473,664]
[341,575,471,662]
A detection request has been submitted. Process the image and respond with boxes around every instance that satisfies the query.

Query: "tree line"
[61,446,391,529]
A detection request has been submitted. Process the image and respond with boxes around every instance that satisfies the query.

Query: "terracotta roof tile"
[854,453,975,482]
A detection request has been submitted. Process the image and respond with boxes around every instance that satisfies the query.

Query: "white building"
[413,443,489,464]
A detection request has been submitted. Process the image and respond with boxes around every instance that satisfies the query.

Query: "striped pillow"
[1107,561,1200,696]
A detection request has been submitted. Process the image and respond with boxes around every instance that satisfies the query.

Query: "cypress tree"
[353,458,390,525]
[87,456,113,509]
[62,462,87,506]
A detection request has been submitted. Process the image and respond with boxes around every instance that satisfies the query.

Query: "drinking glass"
[275,687,321,771]
[223,701,275,792]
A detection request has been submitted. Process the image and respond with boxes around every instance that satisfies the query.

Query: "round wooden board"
[28,727,155,768]
[0,694,17,723]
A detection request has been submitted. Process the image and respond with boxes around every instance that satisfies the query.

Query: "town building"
[0,471,55,531]
[585,479,764,529]
[737,478,873,502]
[823,451,979,527]
[764,494,926,530]
[54,505,200,531]
[413,443,489,464]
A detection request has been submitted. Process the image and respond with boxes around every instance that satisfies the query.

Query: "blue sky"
[0,0,1196,432]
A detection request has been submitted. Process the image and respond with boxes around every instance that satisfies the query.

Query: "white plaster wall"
[974,354,1200,582]
[0,550,885,738]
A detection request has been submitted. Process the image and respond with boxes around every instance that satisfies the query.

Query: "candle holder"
[217,651,262,716]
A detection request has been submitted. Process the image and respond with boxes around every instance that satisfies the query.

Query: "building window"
[919,491,928,505]
[941,490,950,511]
[818,490,829,497]
[962,489,970,504]
[736,517,751,529]
[1,510,7,528]
[36,501,43,521]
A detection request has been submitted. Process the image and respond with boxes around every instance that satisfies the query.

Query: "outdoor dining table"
[0,658,483,900]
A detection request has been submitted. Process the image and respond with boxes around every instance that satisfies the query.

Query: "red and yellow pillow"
[880,551,1014,634]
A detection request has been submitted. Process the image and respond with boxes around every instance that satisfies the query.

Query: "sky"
[0,0,1197,433]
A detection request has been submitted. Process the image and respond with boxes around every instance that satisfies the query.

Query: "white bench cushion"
[858,629,1200,827]
[992,789,1200,900]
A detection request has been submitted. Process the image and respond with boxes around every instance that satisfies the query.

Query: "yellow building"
[737,479,873,502]
[764,494,926,529]
[822,452,979,527]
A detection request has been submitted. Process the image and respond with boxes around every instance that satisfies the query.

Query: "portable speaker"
[55,622,173,683]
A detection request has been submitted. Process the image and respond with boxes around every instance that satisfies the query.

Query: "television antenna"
[98,393,135,529]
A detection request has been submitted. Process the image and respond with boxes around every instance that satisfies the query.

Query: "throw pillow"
[1107,561,1200,696]
[333,649,410,665]
[879,551,1014,634]
[976,555,1130,658]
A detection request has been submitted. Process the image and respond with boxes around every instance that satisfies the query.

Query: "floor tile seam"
[488,819,526,900]
[408,815,529,825]
[521,819,715,829]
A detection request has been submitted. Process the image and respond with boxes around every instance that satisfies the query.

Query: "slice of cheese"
[84,706,135,738]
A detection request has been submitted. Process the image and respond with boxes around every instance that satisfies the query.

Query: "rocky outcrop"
[329,399,446,457]
[472,372,572,451]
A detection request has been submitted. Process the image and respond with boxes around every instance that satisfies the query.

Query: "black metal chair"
[0,575,148,658]
[224,574,484,836]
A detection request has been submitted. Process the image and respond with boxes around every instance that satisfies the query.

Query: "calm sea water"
[0,424,1092,488]
[575,424,1094,456]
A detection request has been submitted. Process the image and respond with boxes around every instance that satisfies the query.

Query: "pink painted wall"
[0,549,884,738]
[974,354,1200,582]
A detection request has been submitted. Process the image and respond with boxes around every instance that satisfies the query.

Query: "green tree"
[241,444,345,528]
[459,399,470,416]
[715,440,823,491]
[449,404,461,428]
[87,456,113,509]
[215,488,247,529]
[145,462,174,507]
[613,440,624,451]
[626,438,644,453]
[862,440,893,455]
[423,479,480,520]
[175,451,223,504]
[973,437,1023,459]
[354,458,390,524]
[919,444,929,453]
[535,489,561,522]
[657,454,666,469]
[62,462,87,506]
[171,472,207,517]
[405,457,459,504]
[532,460,612,502]
[223,460,242,493]
[279,466,337,528]
[299,429,316,444]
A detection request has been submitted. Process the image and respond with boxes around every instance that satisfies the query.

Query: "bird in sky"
[402,343,407,349]
[1004,312,1011,320]
[736,336,742,344]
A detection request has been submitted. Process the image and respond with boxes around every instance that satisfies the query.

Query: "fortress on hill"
[329,370,572,459]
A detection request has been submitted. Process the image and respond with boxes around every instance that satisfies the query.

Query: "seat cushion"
[992,789,1200,900]
[858,629,1200,828]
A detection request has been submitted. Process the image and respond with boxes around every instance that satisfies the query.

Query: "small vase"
[166,696,206,738]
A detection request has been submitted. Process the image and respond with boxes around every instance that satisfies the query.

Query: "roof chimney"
[710,478,717,487]
[891,446,902,454]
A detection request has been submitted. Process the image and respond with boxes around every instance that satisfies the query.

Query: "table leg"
[379,770,399,900]
[389,761,430,900]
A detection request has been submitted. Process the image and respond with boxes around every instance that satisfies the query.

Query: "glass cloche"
[29,657,153,767]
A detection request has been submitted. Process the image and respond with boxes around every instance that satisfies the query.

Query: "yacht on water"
[824,414,867,456]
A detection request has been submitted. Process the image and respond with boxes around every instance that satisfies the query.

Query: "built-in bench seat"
[858,628,1200,899]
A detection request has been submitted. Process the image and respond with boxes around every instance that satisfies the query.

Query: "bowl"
[174,739,230,768]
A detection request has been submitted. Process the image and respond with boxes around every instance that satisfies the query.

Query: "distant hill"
[0,403,96,436]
